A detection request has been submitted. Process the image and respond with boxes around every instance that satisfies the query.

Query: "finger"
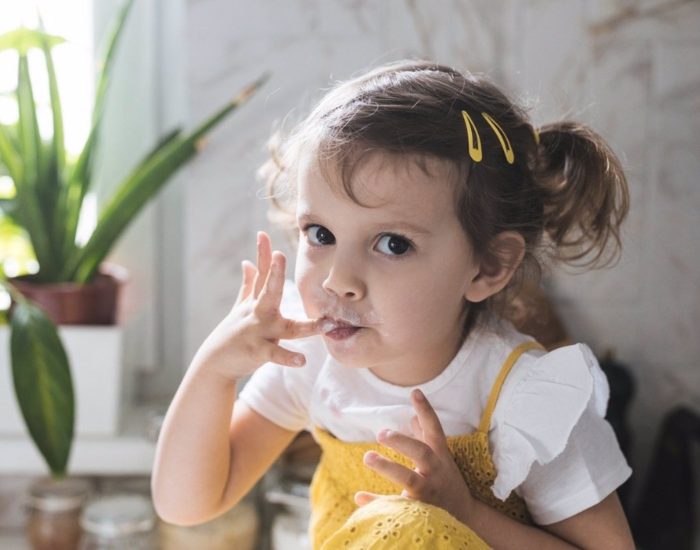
[363,451,425,495]
[257,251,286,312]
[277,317,324,340]
[411,389,448,452]
[235,260,257,304]
[265,342,306,367]
[410,415,423,439]
[377,429,436,476]
[354,491,381,507]
[253,231,272,298]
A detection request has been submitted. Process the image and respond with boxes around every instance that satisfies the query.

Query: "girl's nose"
[321,259,366,301]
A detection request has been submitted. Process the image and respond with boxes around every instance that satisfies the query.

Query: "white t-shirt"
[238,281,632,525]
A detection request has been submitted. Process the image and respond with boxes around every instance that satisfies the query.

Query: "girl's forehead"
[297,147,459,212]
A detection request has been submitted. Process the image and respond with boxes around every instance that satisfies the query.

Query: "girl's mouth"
[325,326,361,340]
[321,318,362,341]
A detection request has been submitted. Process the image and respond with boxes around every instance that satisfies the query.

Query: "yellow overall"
[309,341,545,549]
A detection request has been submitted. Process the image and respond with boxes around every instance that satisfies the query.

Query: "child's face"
[294,149,481,385]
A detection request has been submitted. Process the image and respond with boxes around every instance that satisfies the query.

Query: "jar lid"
[26,477,92,513]
[80,494,155,537]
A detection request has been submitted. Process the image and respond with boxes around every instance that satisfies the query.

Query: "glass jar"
[25,477,92,550]
[158,500,259,550]
[78,494,157,550]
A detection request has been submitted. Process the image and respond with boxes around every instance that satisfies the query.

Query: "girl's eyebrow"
[369,221,433,235]
[296,212,432,235]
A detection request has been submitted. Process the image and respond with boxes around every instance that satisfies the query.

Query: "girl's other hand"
[355,389,476,525]
[195,231,323,381]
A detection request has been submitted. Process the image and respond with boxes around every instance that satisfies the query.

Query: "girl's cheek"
[294,248,322,313]
[294,245,314,286]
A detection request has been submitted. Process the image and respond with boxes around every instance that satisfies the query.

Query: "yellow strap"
[477,341,546,434]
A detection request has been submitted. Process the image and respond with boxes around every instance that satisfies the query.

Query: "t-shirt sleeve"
[516,404,632,525]
[489,343,632,525]
[237,280,326,432]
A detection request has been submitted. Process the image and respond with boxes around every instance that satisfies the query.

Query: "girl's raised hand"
[355,389,476,525]
[196,231,322,381]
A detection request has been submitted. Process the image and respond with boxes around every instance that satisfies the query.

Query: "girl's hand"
[355,389,475,525]
[195,231,322,381]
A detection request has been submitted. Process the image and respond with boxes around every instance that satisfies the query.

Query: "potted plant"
[0,0,267,477]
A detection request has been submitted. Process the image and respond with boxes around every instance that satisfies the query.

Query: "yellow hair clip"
[481,112,514,164]
[461,110,482,163]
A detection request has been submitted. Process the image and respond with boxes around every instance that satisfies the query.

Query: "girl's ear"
[464,231,526,303]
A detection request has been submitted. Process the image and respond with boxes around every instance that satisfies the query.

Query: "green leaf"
[14,53,56,278]
[38,16,65,180]
[61,0,135,265]
[0,27,65,56]
[0,123,23,184]
[37,16,66,265]
[60,125,97,266]
[72,0,135,186]
[10,300,74,477]
[65,73,269,283]
[93,0,134,126]
[0,63,54,277]
[16,54,40,188]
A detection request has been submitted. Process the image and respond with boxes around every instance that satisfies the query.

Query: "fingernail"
[378,429,393,441]
[364,452,377,464]
[412,389,424,401]
[292,355,305,366]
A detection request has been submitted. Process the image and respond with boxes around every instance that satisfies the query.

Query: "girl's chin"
[322,330,372,366]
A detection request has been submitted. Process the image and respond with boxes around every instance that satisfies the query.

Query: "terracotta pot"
[9,264,129,326]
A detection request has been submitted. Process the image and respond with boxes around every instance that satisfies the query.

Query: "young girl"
[152,60,635,549]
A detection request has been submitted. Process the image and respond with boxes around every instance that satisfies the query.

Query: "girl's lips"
[321,317,355,331]
[321,317,362,340]
[324,325,361,341]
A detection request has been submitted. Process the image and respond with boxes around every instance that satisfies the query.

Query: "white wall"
[180,0,700,504]
[93,0,187,403]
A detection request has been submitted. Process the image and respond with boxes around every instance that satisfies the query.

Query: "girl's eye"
[375,234,412,256]
[305,224,335,246]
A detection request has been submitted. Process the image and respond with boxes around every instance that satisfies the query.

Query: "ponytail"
[534,122,630,268]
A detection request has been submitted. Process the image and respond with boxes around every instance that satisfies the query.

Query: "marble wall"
[183,0,700,501]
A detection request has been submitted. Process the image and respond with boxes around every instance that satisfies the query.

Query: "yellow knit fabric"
[309,341,545,549]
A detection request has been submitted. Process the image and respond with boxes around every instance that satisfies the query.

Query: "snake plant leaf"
[14,51,57,279]
[61,0,134,267]
[59,122,97,268]
[36,14,66,265]
[93,0,134,128]
[65,72,269,283]
[0,122,23,185]
[16,54,40,189]
[10,299,74,477]
[0,28,65,55]
[38,14,65,182]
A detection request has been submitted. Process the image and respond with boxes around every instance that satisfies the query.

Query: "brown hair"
[259,59,629,331]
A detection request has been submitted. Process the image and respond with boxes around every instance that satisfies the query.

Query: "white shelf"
[0,403,164,476]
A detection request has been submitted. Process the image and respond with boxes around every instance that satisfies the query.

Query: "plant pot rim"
[10,263,129,291]
[8,263,129,325]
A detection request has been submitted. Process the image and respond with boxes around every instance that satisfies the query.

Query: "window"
[0,0,95,277]
[1,0,187,399]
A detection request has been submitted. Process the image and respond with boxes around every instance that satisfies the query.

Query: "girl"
[152,60,635,549]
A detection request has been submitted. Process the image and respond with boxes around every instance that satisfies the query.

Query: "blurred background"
[0,0,698,548]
